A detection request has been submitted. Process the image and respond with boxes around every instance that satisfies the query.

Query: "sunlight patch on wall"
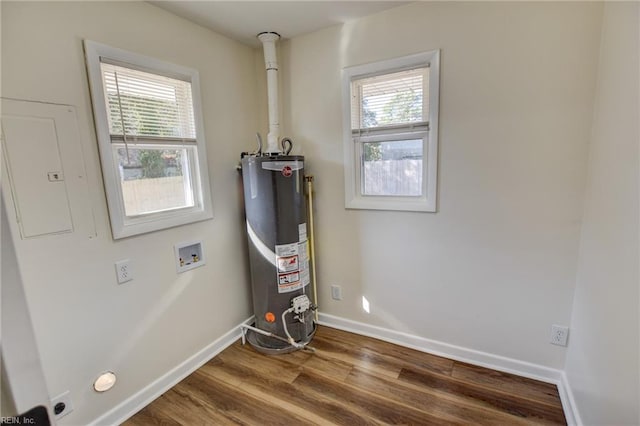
[362,295,370,313]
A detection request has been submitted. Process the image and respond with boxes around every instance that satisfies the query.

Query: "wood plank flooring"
[124,326,566,425]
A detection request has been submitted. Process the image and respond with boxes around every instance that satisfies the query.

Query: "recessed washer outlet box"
[175,240,205,273]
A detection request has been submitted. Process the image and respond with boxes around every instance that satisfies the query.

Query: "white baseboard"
[558,372,582,426]
[318,312,580,424]
[90,316,254,426]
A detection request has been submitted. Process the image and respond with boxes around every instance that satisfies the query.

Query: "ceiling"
[150,1,409,47]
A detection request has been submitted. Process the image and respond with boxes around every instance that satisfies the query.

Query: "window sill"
[345,196,436,213]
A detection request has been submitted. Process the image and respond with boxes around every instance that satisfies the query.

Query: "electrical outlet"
[51,390,73,419]
[550,324,569,346]
[115,259,133,284]
[331,285,342,300]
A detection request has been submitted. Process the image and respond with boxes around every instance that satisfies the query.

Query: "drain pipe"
[257,32,281,154]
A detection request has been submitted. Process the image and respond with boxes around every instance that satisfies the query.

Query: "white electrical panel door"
[1,99,95,239]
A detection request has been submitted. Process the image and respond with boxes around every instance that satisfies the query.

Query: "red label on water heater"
[282,165,293,177]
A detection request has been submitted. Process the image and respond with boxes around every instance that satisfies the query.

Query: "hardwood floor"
[124,326,566,425]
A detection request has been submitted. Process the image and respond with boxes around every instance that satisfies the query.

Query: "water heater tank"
[240,154,315,353]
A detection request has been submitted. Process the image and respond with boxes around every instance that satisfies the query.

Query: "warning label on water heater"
[275,238,310,293]
[278,271,300,284]
[277,255,298,272]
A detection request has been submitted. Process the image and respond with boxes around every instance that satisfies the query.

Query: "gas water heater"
[240,154,316,353]
[239,32,316,354]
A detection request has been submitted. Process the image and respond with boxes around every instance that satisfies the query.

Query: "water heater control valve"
[291,295,311,314]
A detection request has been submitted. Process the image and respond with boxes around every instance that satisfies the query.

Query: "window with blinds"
[342,51,440,212]
[101,62,196,141]
[351,67,429,133]
[85,40,213,239]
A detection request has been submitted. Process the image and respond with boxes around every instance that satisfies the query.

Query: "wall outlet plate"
[331,285,342,300]
[550,324,569,346]
[115,259,132,284]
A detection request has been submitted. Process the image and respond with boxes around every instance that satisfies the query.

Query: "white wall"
[277,2,602,368]
[1,2,256,424]
[564,3,640,425]
[1,196,53,420]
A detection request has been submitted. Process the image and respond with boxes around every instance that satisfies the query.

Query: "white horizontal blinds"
[351,66,429,134]
[100,61,196,143]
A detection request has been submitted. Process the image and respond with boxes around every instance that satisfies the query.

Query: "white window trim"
[84,40,213,239]
[342,50,440,212]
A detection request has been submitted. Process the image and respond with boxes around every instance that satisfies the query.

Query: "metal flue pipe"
[257,32,281,153]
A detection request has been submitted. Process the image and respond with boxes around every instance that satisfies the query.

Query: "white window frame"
[342,50,440,212]
[84,40,213,239]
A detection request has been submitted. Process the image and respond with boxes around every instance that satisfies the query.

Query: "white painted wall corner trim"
[90,316,255,426]
[317,312,579,425]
